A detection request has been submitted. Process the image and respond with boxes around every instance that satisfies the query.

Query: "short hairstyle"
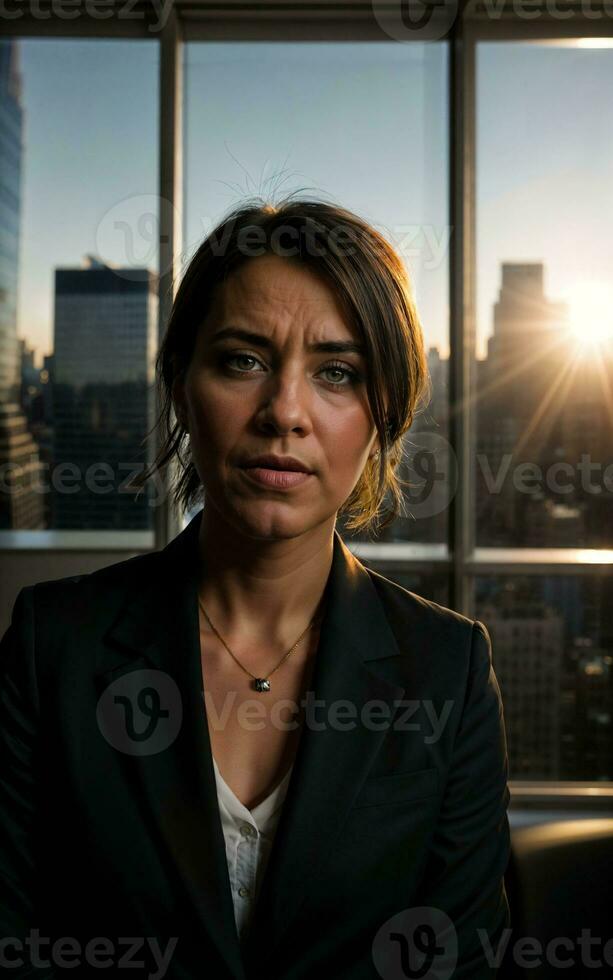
[136,194,431,537]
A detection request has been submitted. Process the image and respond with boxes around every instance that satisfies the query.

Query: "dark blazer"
[0,509,511,979]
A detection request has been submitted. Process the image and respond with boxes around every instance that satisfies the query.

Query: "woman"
[0,196,511,979]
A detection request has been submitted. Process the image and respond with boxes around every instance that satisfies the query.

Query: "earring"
[373,450,380,460]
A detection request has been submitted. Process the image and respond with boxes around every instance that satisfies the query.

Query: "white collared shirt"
[212,756,294,945]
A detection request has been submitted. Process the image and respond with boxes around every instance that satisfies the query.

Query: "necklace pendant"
[254,677,271,693]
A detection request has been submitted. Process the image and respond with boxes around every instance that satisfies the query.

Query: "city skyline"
[20,251,613,377]
[2,35,612,782]
[11,38,613,365]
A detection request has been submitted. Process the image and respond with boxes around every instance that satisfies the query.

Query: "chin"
[231,501,328,542]
[240,514,311,541]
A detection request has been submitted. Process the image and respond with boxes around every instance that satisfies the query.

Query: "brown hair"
[135,194,431,537]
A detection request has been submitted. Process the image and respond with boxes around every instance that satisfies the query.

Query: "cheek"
[315,410,374,491]
[187,380,246,445]
[320,404,373,455]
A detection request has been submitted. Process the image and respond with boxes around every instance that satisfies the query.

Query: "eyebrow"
[209,326,366,357]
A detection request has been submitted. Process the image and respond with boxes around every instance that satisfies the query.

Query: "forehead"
[208,254,354,334]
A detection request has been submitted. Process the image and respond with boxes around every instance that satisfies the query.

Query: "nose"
[254,364,313,437]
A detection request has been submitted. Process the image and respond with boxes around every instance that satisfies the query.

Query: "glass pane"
[475,42,613,548]
[475,574,613,782]
[184,41,449,545]
[0,39,158,538]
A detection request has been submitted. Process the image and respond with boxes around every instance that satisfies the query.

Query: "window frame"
[2,0,613,802]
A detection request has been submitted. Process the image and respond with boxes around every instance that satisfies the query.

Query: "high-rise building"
[478,584,564,779]
[478,261,613,548]
[477,262,594,547]
[0,40,22,405]
[52,257,158,529]
[485,262,569,450]
[0,40,45,530]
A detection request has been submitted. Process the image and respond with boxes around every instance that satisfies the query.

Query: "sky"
[476,41,613,348]
[13,37,613,366]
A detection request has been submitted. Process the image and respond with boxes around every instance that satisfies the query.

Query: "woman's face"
[174,253,380,541]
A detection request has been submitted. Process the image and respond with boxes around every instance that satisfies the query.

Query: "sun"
[563,282,613,351]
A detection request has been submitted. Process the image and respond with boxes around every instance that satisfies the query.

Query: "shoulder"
[9,548,162,632]
[2,551,166,688]
[362,563,492,681]
[365,562,473,635]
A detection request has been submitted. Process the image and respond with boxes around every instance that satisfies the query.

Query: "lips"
[241,454,312,474]
[240,465,313,490]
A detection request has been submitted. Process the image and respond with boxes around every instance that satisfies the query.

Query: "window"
[473,38,613,781]
[184,40,450,547]
[1,9,612,788]
[476,573,613,782]
[0,38,158,544]
[475,40,613,550]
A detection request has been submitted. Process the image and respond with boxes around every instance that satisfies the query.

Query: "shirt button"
[240,823,257,838]
[238,886,251,899]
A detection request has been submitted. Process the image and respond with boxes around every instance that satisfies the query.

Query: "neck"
[196,506,334,644]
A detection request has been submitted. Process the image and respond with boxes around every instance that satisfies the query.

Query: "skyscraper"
[477,262,575,547]
[486,262,569,431]
[0,40,45,530]
[0,40,22,405]
[52,257,158,529]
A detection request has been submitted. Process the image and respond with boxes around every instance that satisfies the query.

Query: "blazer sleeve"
[0,586,56,978]
[417,619,512,978]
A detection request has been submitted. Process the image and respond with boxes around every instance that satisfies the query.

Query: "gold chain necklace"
[198,598,319,693]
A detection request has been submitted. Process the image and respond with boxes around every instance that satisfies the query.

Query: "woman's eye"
[319,363,361,386]
[220,353,361,387]
[222,353,262,372]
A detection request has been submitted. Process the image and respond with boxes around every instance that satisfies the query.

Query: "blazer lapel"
[95,510,406,980]
[96,511,247,980]
[241,522,406,974]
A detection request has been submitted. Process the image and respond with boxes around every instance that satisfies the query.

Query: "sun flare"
[563,282,613,351]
